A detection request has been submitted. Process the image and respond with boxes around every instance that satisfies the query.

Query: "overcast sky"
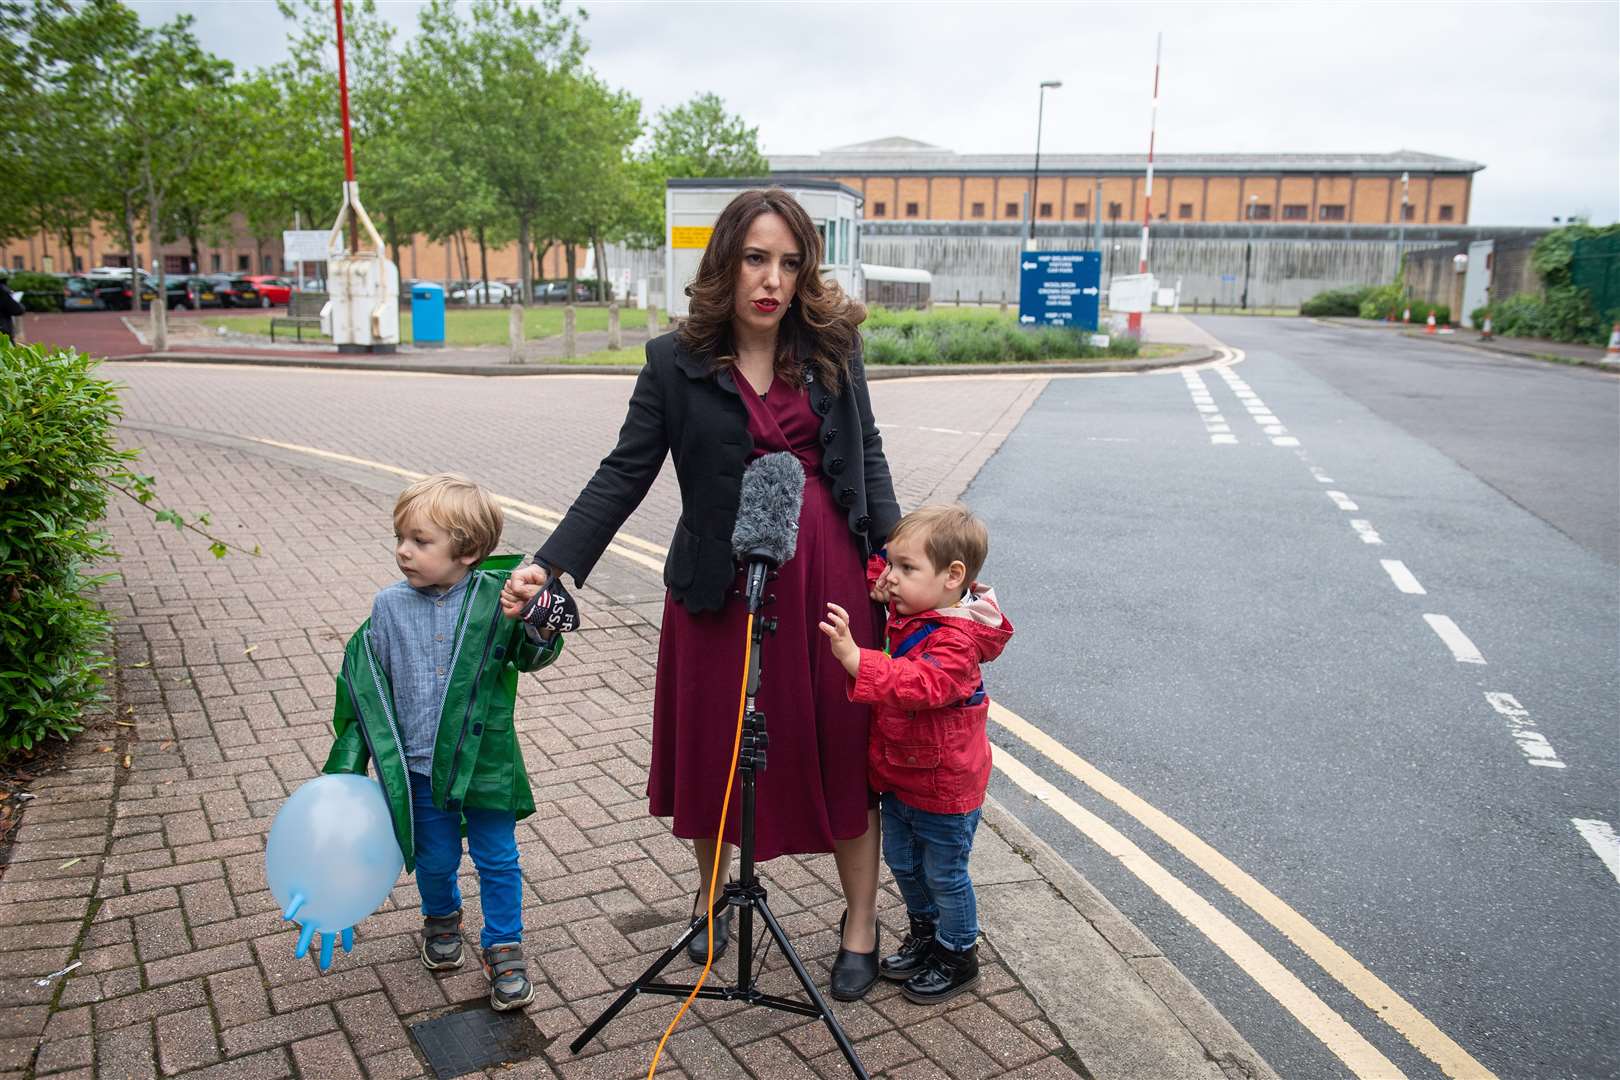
[129,0,1619,226]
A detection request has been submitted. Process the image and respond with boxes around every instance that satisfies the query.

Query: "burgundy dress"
[647,372,881,861]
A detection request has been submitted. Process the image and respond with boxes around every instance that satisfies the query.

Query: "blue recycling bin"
[410,282,445,348]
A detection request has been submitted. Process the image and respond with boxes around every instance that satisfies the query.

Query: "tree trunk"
[477,222,489,303]
[187,227,201,275]
[565,243,576,299]
[533,240,550,288]
[457,230,471,290]
[146,193,167,352]
[517,214,532,306]
[63,229,78,270]
[593,232,608,304]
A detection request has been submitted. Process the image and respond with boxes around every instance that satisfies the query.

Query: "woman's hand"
[818,602,862,679]
[501,564,549,618]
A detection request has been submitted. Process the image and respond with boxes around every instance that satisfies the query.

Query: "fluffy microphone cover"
[730,451,805,566]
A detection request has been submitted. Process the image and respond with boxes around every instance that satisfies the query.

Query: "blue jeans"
[409,772,523,949]
[880,793,982,952]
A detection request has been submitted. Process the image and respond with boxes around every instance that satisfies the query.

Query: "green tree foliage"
[649,92,771,179]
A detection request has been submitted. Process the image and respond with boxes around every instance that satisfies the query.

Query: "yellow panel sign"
[670,226,714,250]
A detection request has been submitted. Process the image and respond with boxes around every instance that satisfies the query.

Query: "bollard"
[647,304,659,337]
[563,304,576,359]
[999,292,1007,314]
[508,302,524,363]
[151,295,167,353]
[608,301,621,351]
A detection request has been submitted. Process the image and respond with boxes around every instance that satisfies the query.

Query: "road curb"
[119,345,1219,379]
[1311,317,1618,372]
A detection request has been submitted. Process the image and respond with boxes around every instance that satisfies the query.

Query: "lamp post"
[1240,194,1258,311]
[1396,170,1410,270]
[1452,251,1468,328]
[1028,80,1062,243]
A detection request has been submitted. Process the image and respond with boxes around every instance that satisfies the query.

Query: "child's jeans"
[409,772,523,949]
[880,792,982,952]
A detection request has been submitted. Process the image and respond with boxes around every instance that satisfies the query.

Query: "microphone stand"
[571,557,869,1079]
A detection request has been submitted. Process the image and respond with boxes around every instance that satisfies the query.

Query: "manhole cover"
[409,1005,553,1079]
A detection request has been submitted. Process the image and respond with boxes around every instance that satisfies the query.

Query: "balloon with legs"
[265,774,403,972]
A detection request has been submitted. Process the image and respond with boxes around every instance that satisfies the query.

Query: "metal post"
[1029,81,1061,244]
[1129,32,1163,339]
[1396,170,1409,279]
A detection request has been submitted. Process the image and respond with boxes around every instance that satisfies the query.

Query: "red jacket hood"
[889,583,1012,662]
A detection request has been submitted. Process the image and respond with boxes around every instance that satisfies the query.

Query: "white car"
[449,280,513,305]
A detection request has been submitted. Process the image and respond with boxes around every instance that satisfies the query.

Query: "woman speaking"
[503,188,899,1001]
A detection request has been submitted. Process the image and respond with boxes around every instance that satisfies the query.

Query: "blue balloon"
[266,774,403,971]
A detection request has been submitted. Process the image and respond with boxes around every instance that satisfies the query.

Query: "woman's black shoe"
[829,909,881,1002]
[901,941,979,1005]
[879,915,936,981]
[686,898,733,965]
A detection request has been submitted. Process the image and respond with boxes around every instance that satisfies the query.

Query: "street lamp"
[1396,170,1410,267]
[1241,194,1258,311]
[1028,80,1062,243]
[1452,251,1468,327]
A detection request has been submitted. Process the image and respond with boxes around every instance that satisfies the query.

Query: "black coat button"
[856,514,871,531]
[839,486,855,506]
[814,397,832,416]
[828,456,845,474]
[822,429,837,445]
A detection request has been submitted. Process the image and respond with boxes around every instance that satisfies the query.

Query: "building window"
[1004,201,1018,218]
[1319,204,1346,221]
[73,255,84,271]
[1038,202,1053,218]
[971,202,985,218]
[262,254,273,272]
[10,256,21,270]
[1073,201,1088,218]
[1178,203,1195,219]
[905,201,919,218]
[873,201,886,218]
[1108,201,1122,220]
[210,253,222,272]
[1282,204,1308,220]
[1438,204,1455,221]
[1400,204,1415,221]
[237,254,250,271]
[1248,203,1273,221]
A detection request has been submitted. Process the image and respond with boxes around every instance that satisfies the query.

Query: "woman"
[503,188,899,1001]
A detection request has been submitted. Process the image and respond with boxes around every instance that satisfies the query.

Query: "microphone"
[730,452,804,612]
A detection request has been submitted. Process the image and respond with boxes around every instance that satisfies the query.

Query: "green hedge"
[1480,287,1604,345]
[1357,284,1448,325]
[862,307,1140,365]
[0,340,134,752]
[1300,285,1377,318]
[8,271,64,313]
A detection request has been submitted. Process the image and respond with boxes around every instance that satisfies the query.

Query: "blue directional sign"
[1018,250,1101,330]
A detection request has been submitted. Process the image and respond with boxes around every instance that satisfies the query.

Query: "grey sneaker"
[420,910,464,971]
[482,942,536,1011]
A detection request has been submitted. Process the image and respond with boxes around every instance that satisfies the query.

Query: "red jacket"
[849,584,1013,815]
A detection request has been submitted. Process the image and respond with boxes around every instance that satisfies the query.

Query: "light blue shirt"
[365,574,474,775]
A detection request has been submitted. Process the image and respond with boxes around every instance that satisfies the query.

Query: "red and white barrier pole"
[1127,33,1162,340]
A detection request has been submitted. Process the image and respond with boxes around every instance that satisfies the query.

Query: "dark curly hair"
[676,188,866,391]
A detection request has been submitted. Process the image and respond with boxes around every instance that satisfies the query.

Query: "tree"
[648,92,770,179]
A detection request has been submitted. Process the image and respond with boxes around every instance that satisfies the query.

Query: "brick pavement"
[0,360,1268,1079]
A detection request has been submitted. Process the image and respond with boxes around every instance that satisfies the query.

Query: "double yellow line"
[246,433,1493,1080]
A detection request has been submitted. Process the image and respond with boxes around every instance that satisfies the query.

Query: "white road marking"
[992,745,1407,1079]
[1484,693,1566,768]
[1272,436,1301,447]
[1327,491,1360,511]
[1379,560,1427,594]
[1573,820,1620,885]
[991,705,1496,1079]
[1423,614,1487,664]
[1183,370,1236,446]
[918,425,988,436]
[1211,434,1238,444]
[1310,466,1335,484]
[1349,519,1383,544]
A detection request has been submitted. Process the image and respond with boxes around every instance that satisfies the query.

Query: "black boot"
[686,893,733,965]
[829,909,881,1002]
[902,940,979,1005]
[879,915,936,982]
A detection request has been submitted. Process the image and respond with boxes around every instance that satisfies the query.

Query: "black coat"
[538,330,901,614]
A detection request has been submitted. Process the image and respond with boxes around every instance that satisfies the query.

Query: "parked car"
[61,275,106,311]
[85,273,143,310]
[449,280,513,305]
[531,280,594,303]
[244,275,293,306]
[204,274,262,308]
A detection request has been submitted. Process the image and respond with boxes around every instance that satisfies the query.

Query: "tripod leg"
[753,899,870,1080]
[569,915,709,1055]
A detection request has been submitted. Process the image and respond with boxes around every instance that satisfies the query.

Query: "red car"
[244,275,293,307]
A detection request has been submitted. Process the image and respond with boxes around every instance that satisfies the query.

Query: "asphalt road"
[973,318,1618,1079]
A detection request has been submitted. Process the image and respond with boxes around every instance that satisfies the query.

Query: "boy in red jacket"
[821,504,1013,1004]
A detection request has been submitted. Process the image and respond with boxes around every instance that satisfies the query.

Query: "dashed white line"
[1349,519,1383,544]
[1423,614,1487,664]
[1573,820,1620,885]
[1379,560,1427,595]
[1183,371,1236,446]
[1310,466,1335,484]
[1327,491,1360,511]
[1483,693,1566,769]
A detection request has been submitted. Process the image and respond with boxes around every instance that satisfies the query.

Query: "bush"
[0,340,134,752]
[8,271,64,313]
[1486,287,1604,345]
[1356,284,1448,325]
[861,307,1139,364]
[1300,286,1377,318]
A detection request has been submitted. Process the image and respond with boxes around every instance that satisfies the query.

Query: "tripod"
[570,568,869,1078]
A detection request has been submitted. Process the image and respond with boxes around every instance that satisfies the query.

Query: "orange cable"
[646,611,752,1078]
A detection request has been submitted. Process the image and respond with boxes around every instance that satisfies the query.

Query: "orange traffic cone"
[1425,312,1437,334]
[1481,315,1493,340]
[1607,323,1619,359]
